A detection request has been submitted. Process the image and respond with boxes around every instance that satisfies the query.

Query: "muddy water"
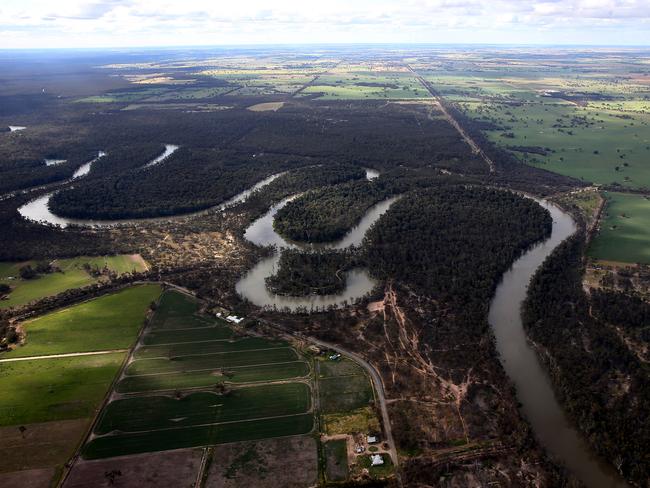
[235,196,398,311]
[143,144,179,168]
[18,171,284,228]
[488,200,629,488]
[72,151,106,179]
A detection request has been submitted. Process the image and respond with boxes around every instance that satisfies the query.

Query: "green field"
[134,336,288,359]
[126,347,299,375]
[82,413,314,460]
[0,255,148,309]
[142,325,233,345]
[116,361,310,393]
[0,353,125,426]
[96,383,311,434]
[589,192,650,263]
[3,285,161,358]
[324,439,349,482]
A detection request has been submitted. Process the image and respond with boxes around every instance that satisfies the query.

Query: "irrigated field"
[0,254,148,309]
[4,284,161,358]
[589,192,650,264]
[81,291,314,459]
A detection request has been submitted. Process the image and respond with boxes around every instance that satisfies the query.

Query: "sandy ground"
[64,448,203,488]
[205,435,318,488]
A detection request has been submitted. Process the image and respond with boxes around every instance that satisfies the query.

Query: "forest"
[265,249,358,296]
[364,185,552,317]
[523,234,649,485]
[273,179,393,242]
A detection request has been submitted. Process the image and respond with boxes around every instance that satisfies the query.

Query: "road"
[256,317,401,485]
[0,348,128,362]
[406,64,496,174]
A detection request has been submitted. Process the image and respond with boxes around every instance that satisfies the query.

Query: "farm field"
[589,192,650,264]
[81,291,315,460]
[3,284,161,358]
[317,358,379,435]
[0,254,148,309]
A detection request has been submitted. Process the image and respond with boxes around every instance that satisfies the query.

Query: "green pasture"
[0,255,148,309]
[142,325,233,345]
[324,439,349,482]
[3,285,161,358]
[82,413,314,459]
[116,361,310,393]
[589,192,650,263]
[134,337,288,359]
[0,353,125,426]
[126,347,299,375]
[95,383,311,435]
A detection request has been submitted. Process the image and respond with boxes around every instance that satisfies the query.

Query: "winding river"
[235,196,398,311]
[488,200,629,488]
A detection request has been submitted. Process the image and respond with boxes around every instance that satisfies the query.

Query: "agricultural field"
[81,290,315,460]
[3,284,161,358]
[0,285,159,486]
[589,192,650,264]
[302,63,430,100]
[0,254,148,309]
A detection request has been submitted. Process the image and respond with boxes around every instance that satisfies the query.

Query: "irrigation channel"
[488,199,629,488]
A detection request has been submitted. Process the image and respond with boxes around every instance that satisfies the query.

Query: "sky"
[1,0,649,49]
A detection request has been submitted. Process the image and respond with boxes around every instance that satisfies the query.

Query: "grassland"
[4,284,161,358]
[0,353,126,426]
[589,192,650,263]
[0,254,148,309]
[324,439,349,482]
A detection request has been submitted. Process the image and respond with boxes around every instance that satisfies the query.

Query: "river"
[72,151,106,179]
[488,199,629,488]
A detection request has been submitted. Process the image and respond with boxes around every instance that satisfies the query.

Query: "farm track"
[405,64,496,174]
[0,348,128,362]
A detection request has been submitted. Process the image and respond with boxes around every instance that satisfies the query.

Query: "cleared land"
[205,436,318,488]
[324,438,349,482]
[589,192,650,264]
[0,254,148,309]
[81,291,315,460]
[4,284,161,358]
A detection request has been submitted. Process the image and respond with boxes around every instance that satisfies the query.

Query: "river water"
[72,151,106,179]
[488,200,629,488]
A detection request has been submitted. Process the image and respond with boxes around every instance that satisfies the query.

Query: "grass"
[319,375,374,414]
[324,439,349,482]
[0,255,148,309]
[322,406,381,436]
[126,347,299,376]
[82,413,314,459]
[95,383,312,435]
[116,361,310,393]
[3,285,161,358]
[356,454,394,478]
[0,353,126,426]
[589,192,650,263]
[142,326,233,345]
[134,337,288,359]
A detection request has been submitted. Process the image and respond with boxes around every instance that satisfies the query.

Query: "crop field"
[0,254,148,309]
[317,358,379,435]
[302,64,430,100]
[324,439,349,482]
[589,192,650,264]
[81,291,315,459]
[3,284,161,358]
[0,353,125,426]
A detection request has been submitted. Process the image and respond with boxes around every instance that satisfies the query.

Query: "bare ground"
[63,448,203,488]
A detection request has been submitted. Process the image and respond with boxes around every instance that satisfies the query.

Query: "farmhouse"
[370,454,384,466]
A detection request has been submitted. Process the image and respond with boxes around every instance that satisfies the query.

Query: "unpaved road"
[0,349,127,362]
[406,64,496,174]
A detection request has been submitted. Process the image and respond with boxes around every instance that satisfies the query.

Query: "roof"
[367,435,378,443]
[370,454,384,466]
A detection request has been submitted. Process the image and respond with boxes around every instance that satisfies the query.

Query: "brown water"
[488,199,629,488]
[236,196,398,311]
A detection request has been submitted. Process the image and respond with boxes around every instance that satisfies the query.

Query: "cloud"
[1,0,649,48]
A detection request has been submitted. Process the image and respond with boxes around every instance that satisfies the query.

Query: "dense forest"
[364,186,552,317]
[49,148,312,219]
[523,234,649,485]
[265,249,358,296]
[273,179,393,242]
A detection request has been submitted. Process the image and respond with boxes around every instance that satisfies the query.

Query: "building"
[367,435,379,444]
[370,454,384,466]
